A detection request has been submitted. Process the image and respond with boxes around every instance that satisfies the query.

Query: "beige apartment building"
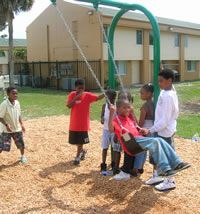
[27,0,200,87]
[0,38,27,75]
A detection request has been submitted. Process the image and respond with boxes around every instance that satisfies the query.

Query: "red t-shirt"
[67,91,98,131]
[113,115,143,155]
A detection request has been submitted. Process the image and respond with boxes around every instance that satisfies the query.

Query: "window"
[149,31,154,45]
[103,25,109,43]
[116,61,127,75]
[175,33,180,47]
[187,61,196,72]
[0,51,5,57]
[184,35,188,47]
[136,30,143,45]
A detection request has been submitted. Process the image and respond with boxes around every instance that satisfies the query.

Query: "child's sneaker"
[80,150,87,161]
[155,178,176,191]
[173,162,191,173]
[73,157,80,165]
[20,156,27,164]
[145,176,164,185]
[100,163,107,175]
[113,171,130,181]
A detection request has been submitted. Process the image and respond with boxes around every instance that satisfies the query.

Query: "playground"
[0,81,200,213]
[1,0,200,213]
[0,114,200,214]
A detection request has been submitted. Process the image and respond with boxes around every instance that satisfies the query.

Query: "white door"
[131,61,140,84]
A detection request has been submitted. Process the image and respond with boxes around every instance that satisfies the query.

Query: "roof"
[75,2,200,30]
[0,38,27,47]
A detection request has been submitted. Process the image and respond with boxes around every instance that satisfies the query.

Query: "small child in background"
[100,89,117,174]
[0,87,27,163]
[139,84,154,130]
[133,84,154,175]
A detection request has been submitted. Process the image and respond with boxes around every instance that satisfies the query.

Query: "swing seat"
[121,132,145,156]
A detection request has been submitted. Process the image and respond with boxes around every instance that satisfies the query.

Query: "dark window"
[0,50,5,57]
[136,30,143,45]
[149,31,154,45]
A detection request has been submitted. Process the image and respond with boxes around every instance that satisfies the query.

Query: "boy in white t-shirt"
[0,87,27,163]
[142,69,179,191]
[100,89,117,174]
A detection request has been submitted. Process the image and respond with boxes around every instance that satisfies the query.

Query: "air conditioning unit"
[61,78,78,91]
[61,78,70,90]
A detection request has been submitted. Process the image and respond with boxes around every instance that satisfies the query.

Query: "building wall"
[185,35,200,60]
[103,27,143,60]
[27,0,101,62]
[150,32,179,60]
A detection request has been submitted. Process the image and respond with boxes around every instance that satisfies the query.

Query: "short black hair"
[142,83,154,93]
[75,79,85,87]
[106,89,117,100]
[6,87,17,94]
[158,69,174,81]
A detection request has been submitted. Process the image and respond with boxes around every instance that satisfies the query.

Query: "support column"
[179,34,185,81]
[142,30,150,83]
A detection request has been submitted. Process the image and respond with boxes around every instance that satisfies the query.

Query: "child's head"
[140,83,154,101]
[158,69,174,90]
[106,89,117,104]
[118,90,133,104]
[116,99,131,117]
[6,87,18,101]
[75,79,85,93]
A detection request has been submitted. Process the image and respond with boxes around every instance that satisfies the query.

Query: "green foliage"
[13,48,27,61]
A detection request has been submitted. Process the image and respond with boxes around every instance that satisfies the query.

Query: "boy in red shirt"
[67,79,104,165]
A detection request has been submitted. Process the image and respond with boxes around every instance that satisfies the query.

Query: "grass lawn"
[0,81,199,138]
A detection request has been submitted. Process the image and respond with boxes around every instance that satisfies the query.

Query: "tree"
[0,0,34,86]
[13,48,27,61]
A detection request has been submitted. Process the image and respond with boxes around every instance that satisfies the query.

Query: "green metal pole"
[108,5,160,105]
[76,0,160,104]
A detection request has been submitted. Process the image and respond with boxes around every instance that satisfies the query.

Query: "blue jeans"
[134,152,147,169]
[135,137,182,175]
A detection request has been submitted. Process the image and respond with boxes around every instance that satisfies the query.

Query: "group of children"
[0,69,190,192]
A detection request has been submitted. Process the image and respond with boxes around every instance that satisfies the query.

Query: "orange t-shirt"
[67,91,98,131]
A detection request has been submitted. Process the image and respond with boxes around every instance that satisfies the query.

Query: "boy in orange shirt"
[67,79,104,165]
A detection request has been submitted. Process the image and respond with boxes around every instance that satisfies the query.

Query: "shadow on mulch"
[38,170,162,213]
[39,161,78,178]
[0,160,20,172]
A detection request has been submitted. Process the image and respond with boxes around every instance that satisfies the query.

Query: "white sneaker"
[113,171,130,181]
[155,178,176,191]
[20,156,27,164]
[145,176,164,185]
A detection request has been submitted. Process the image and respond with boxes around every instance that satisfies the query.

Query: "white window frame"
[187,61,196,72]
[116,61,127,76]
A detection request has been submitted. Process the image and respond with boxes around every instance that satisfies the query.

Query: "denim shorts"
[101,129,115,149]
[0,132,25,152]
[112,135,122,153]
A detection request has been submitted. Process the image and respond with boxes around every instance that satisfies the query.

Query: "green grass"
[1,81,199,138]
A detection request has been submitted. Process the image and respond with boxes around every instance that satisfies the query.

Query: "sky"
[1,0,200,39]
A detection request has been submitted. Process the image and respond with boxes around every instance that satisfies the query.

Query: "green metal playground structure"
[50,0,160,104]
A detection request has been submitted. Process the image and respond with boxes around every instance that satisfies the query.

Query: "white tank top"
[103,103,110,130]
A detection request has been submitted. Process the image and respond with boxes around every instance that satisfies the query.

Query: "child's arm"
[100,103,106,124]
[66,92,83,108]
[97,94,105,101]
[19,116,25,132]
[0,118,12,132]
[138,107,147,127]
[108,105,116,133]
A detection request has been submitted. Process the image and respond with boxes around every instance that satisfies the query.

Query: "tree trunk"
[8,11,15,87]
